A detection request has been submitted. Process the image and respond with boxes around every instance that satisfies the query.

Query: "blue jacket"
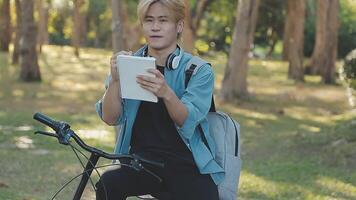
[95,46,224,185]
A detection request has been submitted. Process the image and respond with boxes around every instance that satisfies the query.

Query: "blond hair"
[137,0,186,23]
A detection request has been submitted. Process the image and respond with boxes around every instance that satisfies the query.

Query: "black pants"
[95,153,218,200]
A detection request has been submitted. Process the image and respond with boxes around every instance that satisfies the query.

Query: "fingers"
[110,50,133,81]
[137,78,159,89]
[136,75,162,84]
[147,69,164,78]
[114,50,133,57]
[137,69,163,82]
[137,78,163,95]
[111,51,132,65]
[136,70,165,94]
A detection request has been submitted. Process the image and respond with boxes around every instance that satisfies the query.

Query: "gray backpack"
[185,56,242,200]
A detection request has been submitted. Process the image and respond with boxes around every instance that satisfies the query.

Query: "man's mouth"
[150,36,163,38]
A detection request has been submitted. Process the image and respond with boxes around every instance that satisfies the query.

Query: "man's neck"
[148,44,177,66]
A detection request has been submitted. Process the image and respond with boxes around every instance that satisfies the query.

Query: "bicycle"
[33,112,165,200]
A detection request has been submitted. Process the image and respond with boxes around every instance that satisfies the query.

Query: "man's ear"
[177,20,184,34]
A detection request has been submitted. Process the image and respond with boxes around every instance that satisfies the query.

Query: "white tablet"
[117,55,157,103]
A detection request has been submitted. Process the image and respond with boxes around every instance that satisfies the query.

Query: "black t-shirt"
[130,66,194,165]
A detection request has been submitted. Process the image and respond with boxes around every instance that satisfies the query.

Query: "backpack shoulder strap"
[184,56,208,88]
[185,56,216,112]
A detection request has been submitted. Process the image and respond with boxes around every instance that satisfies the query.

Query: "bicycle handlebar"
[33,112,164,168]
[33,112,62,132]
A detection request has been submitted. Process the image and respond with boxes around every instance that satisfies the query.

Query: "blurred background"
[0,0,355,199]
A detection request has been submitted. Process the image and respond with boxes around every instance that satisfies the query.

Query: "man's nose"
[151,21,160,31]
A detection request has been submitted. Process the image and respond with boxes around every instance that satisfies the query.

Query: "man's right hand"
[110,51,133,82]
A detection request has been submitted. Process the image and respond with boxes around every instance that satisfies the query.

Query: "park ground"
[0,45,355,200]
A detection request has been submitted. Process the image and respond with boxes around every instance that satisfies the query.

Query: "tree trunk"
[111,0,126,141]
[182,0,195,53]
[0,0,11,52]
[220,0,260,101]
[321,0,339,84]
[37,0,49,53]
[117,0,142,51]
[19,0,41,81]
[72,0,84,57]
[111,0,125,53]
[182,0,212,53]
[80,7,87,46]
[309,0,327,75]
[310,0,339,83]
[282,5,291,61]
[287,0,305,82]
[266,29,278,58]
[12,0,22,64]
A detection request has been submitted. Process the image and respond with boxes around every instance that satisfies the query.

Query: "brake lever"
[132,154,165,168]
[35,131,58,138]
[129,159,163,183]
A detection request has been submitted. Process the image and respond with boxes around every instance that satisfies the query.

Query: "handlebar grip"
[33,112,60,132]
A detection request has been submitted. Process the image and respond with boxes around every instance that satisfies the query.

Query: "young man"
[95,0,223,199]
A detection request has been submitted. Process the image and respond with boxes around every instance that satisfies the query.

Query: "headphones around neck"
[142,45,183,70]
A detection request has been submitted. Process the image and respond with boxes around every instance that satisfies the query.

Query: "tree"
[111,0,125,53]
[19,0,41,81]
[286,0,306,81]
[12,0,22,64]
[220,0,260,100]
[72,0,84,57]
[282,8,291,61]
[37,0,49,53]
[111,0,126,141]
[310,0,340,83]
[117,0,142,50]
[0,0,11,52]
[183,0,213,53]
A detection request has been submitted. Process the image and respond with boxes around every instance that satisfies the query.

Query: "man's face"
[142,2,183,51]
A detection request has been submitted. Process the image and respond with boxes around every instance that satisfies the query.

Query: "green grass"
[1,45,355,200]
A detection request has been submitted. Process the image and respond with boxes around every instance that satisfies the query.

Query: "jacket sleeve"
[95,75,126,125]
[176,64,214,140]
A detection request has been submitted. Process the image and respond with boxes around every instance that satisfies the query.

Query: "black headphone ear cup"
[166,53,175,70]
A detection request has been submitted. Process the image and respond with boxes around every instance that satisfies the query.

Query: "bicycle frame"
[73,153,99,200]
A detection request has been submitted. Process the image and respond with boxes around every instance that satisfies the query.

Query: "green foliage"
[200,0,287,57]
[344,49,356,90]
[41,0,356,57]
[126,0,139,22]
[338,0,356,58]
[303,0,316,57]
[86,0,110,48]
[304,0,356,58]
[254,0,286,49]
[48,3,72,45]
[198,0,236,53]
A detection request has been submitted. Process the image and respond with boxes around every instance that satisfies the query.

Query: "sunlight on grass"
[240,171,280,198]
[316,177,356,199]
[12,89,24,97]
[77,129,114,143]
[224,103,278,121]
[299,124,321,133]
[14,136,34,149]
[285,106,335,126]
[305,75,322,83]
